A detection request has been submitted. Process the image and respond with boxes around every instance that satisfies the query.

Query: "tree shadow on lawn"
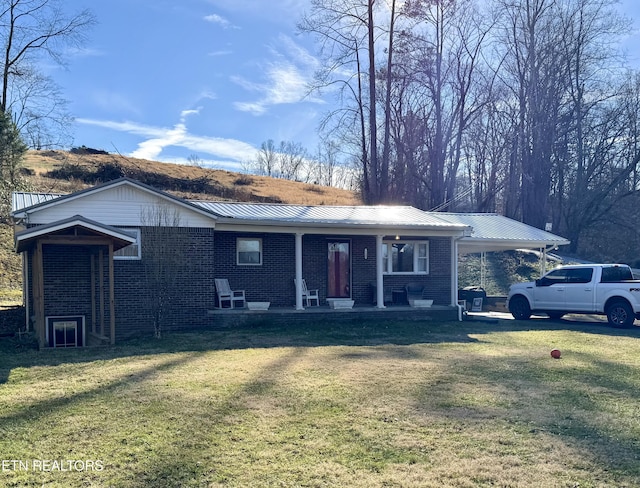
[0,350,208,430]
[1,315,638,384]
[1,345,310,487]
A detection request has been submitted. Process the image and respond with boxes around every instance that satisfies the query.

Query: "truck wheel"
[509,296,531,320]
[607,300,635,328]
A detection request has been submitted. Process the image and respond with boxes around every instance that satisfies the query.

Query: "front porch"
[206,303,459,329]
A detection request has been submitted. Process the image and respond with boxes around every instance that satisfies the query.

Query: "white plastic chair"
[297,279,319,307]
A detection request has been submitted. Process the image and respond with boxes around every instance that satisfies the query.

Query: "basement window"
[46,316,85,348]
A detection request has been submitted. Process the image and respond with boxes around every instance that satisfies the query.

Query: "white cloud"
[232,35,322,115]
[76,114,257,165]
[198,90,218,100]
[204,13,238,29]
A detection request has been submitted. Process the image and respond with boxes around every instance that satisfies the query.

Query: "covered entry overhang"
[15,215,137,348]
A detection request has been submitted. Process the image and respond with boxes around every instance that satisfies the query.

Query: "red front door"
[327,241,350,298]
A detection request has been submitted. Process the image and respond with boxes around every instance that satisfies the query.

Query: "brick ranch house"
[11,178,569,348]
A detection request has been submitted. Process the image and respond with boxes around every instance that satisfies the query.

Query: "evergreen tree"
[0,110,28,221]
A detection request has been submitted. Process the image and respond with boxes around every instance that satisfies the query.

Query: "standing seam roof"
[435,213,569,243]
[191,201,463,228]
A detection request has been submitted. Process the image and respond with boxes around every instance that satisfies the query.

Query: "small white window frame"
[114,228,141,260]
[237,237,262,266]
[382,240,429,275]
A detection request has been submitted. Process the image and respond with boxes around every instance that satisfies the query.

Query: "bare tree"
[0,0,95,146]
[300,0,396,203]
[295,0,640,263]
[277,140,308,181]
[495,0,570,228]
[140,204,183,339]
[253,139,278,177]
[377,0,493,210]
[246,139,309,181]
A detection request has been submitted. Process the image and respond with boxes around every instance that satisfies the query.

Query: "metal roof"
[435,213,570,253]
[12,192,64,212]
[11,183,571,252]
[192,201,462,228]
[14,215,137,253]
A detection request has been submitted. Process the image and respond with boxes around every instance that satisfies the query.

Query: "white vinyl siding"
[23,184,215,228]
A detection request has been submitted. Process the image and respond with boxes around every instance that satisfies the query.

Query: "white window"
[114,228,141,260]
[382,241,429,274]
[237,238,262,265]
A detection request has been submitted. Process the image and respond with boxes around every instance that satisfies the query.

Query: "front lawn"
[1,318,639,487]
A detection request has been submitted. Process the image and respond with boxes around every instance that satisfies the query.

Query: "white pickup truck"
[507,264,640,327]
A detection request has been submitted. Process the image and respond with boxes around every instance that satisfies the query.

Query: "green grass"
[1,318,639,487]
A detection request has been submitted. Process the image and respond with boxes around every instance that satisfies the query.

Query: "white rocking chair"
[296,279,319,307]
[215,278,246,309]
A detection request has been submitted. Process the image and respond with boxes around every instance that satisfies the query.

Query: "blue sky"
[51,0,320,171]
[49,0,640,172]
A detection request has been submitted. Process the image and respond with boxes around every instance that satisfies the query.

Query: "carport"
[436,212,571,291]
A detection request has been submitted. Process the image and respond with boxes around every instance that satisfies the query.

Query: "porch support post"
[99,249,105,336]
[23,252,30,332]
[108,243,116,345]
[451,236,459,307]
[295,232,304,310]
[375,235,385,309]
[33,241,45,348]
[91,254,96,335]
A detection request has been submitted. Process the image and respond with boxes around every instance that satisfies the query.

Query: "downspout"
[451,234,466,321]
[375,235,385,308]
[23,252,29,332]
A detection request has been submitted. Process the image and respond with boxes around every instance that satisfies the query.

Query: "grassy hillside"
[20,150,361,205]
[0,224,22,304]
[459,250,544,296]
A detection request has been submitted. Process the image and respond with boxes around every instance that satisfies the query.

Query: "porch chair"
[215,278,246,309]
[405,282,425,302]
[296,279,319,307]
